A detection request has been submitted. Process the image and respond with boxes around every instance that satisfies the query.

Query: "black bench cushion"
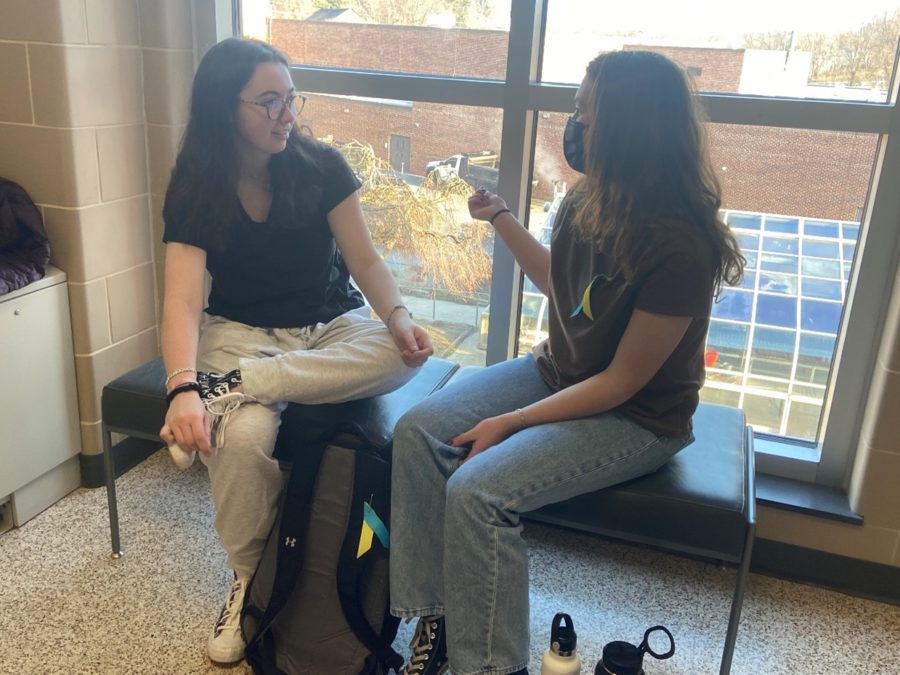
[527,403,753,562]
[102,360,752,563]
[273,358,458,460]
[102,357,167,439]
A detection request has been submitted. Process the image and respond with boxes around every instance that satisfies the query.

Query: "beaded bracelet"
[165,367,196,387]
[165,382,201,409]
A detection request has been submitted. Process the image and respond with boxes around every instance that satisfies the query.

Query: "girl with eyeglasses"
[389,50,744,675]
[159,37,432,664]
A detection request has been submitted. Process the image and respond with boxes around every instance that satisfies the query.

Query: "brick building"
[272,19,875,221]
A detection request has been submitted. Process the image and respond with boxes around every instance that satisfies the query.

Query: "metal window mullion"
[529,83,894,134]
[816,116,900,487]
[483,0,545,365]
[191,0,237,64]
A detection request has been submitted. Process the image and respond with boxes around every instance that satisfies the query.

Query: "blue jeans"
[389,356,693,675]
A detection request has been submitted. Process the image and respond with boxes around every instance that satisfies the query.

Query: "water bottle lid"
[601,641,644,674]
[550,613,577,655]
[599,625,675,674]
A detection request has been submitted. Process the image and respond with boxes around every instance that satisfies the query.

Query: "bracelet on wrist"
[490,208,512,226]
[165,367,196,387]
[515,408,528,430]
[165,382,201,409]
[385,304,412,328]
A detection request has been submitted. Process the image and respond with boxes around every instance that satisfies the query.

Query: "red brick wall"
[710,125,876,221]
[303,96,504,178]
[625,45,744,93]
[273,20,875,222]
[272,19,508,78]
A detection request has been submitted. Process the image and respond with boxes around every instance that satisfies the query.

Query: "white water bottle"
[541,612,581,675]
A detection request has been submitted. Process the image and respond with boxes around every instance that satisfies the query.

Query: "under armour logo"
[284,537,296,548]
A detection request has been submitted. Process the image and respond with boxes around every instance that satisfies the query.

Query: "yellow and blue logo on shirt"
[570,274,609,320]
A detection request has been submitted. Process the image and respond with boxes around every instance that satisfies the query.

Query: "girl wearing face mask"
[389,50,744,675]
[159,38,432,663]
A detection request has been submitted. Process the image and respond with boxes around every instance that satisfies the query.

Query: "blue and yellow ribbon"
[357,502,390,558]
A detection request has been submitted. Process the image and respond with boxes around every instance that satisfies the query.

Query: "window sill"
[756,473,862,525]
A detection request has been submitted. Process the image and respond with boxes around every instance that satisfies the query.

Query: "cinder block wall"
[0,0,192,459]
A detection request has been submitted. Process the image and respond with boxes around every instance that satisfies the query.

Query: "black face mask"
[563,116,586,174]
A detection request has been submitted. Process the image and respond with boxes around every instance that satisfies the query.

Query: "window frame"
[218,1,900,488]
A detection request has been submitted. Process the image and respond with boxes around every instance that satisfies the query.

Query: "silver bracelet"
[164,367,196,387]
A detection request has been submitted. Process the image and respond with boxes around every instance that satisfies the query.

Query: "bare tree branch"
[334,141,493,296]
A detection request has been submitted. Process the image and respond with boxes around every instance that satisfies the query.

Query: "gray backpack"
[241,358,457,675]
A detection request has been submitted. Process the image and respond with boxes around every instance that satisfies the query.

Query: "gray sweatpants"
[197,307,417,577]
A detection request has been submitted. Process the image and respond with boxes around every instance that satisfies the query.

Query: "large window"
[230,1,900,488]
[543,1,899,102]
[302,94,502,367]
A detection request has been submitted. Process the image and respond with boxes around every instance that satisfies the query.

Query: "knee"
[392,407,435,468]
[394,402,442,448]
[445,470,499,523]
[209,407,278,468]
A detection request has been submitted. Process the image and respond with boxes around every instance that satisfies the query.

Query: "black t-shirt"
[163,143,364,328]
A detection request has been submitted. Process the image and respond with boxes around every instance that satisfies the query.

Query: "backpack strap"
[332,422,405,674]
[244,432,329,654]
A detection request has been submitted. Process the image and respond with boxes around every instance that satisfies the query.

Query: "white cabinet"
[0,266,81,525]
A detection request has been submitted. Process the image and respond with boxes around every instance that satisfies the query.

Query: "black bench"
[100,356,458,557]
[527,402,754,675]
[100,358,754,675]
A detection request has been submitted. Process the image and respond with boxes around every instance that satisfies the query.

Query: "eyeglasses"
[240,93,307,120]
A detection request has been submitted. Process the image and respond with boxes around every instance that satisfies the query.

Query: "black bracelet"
[166,381,201,409]
[489,208,512,226]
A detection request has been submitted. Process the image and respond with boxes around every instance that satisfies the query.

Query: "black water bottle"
[595,625,675,675]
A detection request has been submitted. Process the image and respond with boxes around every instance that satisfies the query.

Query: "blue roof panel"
[765,216,800,234]
[728,212,762,230]
[801,300,842,334]
[805,220,840,238]
[803,241,840,259]
[712,290,753,322]
[757,294,797,329]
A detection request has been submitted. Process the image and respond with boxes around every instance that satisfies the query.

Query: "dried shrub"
[335,141,492,296]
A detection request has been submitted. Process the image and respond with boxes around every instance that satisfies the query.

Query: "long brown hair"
[572,50,744,292]
[164,38,322,251]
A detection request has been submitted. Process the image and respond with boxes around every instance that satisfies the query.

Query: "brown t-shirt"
[533,194,716,437]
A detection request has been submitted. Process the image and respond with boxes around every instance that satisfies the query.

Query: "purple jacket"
[0,178,50,295]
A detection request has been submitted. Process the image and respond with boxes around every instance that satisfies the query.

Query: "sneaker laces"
[213,577,247,640]
[404,617,442,673]
[206,393,246,449]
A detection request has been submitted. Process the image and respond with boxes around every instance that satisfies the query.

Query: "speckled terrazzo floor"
[1,450,898,675]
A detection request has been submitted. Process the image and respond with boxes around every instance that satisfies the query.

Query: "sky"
[493,1,900,36]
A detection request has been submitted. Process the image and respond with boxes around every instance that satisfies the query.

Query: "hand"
[468,188,508,223]
[160,391,213,457]
[451,412,521,465]
[389,314,434,367]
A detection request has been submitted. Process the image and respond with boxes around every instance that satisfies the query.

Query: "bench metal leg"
[102,426,124,558]
[719,522,755,674]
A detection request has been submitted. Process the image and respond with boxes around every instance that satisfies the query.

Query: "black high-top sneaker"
[197,369,244,406]
[402,616,448,674]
